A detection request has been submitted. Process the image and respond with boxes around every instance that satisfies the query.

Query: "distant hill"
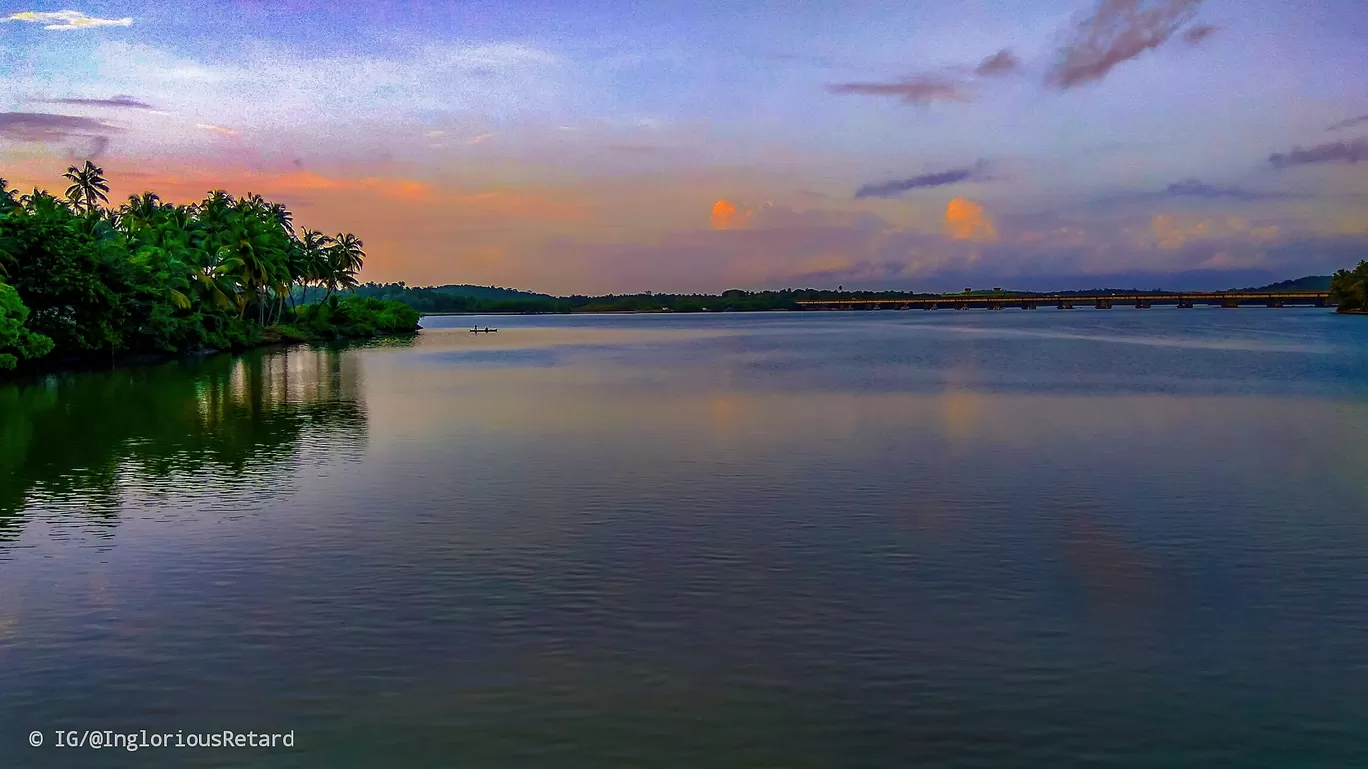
[1244,275,1331,292]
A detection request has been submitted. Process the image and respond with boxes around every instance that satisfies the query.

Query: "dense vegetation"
[1330,261,1368,313]
[0,161,419,372]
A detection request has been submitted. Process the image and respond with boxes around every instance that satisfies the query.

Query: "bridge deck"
[795,291,1332,309]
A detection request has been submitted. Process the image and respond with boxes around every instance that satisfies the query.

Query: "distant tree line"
[341,278,1350,316]
[0,161,418,372]
[346,283,958,314]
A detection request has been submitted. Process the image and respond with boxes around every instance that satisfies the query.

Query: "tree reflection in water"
[0,344,374,543]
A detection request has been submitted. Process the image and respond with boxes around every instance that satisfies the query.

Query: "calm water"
[2,308,1367,768]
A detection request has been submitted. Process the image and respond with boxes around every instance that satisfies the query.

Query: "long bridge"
[795,291,1333,311]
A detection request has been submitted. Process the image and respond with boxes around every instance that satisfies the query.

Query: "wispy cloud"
[57,40,567,148]
[825,75,971,104]
[0,111,119,158]
[1269,139,1368,169]
[35,95,157,110]
[196,123,239,136]
[0,111,120,141]
[975,49,1020,77]
[1,10,132,30]
[1163,178,1296,200]
[854,162,993,199]
[1182,23,1218,44]
[1047,0,1206,89]
[1326,114,1368,132]
[466,133,493,144]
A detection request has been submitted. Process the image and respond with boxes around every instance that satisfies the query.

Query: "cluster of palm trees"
[2,161,366,326]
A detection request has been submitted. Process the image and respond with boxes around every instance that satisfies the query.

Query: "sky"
[2,0,1367,293]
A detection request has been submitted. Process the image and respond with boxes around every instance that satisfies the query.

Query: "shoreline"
[2,328,419,380]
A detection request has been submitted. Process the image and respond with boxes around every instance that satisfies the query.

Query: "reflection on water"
[0,345,372,545]
[2,312,1368,768]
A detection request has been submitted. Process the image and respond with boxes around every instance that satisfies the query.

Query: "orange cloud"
[711,199,752,230]
[944,197,998,241]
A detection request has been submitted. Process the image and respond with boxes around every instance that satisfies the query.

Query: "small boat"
[469,326,498,333]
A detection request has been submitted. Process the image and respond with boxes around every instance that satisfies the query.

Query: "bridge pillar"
[1135,300,1152,309]
[1021,302,1037,310]
[1057,300,1074,310]
[1266,299,1284,308]
[1095,299,1112,309]
[924,303,938,310]
[955,302,969,310]
[1222,298,1240,308]
[1176,299,1194,309]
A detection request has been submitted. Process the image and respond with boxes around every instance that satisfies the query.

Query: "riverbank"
[3,325,419,379]
[2,297,420,378]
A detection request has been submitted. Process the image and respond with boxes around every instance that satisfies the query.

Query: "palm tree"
[62,160,110,214]
[294,229,333,304]
[325,233,365,297]
[268,202,295,238]
[121,192,162,230]
[0,178,16,222]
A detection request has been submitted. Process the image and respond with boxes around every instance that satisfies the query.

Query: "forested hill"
[1245,275,1332,291]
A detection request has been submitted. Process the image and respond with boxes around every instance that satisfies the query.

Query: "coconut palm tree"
[121,192,162,230]
[62,160,110,214]
[268,202,295,238]
[293,229,333,303]
[325,233,365,296]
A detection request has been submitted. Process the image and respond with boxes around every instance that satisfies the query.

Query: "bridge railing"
[793,292,1332,310]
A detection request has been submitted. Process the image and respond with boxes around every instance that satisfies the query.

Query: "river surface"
[2,308,1367,768]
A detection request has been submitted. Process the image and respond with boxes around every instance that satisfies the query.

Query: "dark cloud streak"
[1182,24,1218,44]
[854,162,991,199]
[1326,114,1368,132]
[0,112,121,142]
[0,112,120,159]
[826,75,971,104]
[1269,139,1368,169]
[1164,178,1296,200]
[37,95,157,110]
[1047,0,1206,89]
[975,49,1020,77]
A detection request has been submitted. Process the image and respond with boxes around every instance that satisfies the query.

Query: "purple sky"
[3,0,1367,291]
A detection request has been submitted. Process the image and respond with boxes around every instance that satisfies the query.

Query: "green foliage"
[292,296,421,339]
[0,161,389,373]
[1330,261,1368,313]
[0,282,54,369]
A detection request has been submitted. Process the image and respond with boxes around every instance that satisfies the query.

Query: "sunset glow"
[3,0,1366,292]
